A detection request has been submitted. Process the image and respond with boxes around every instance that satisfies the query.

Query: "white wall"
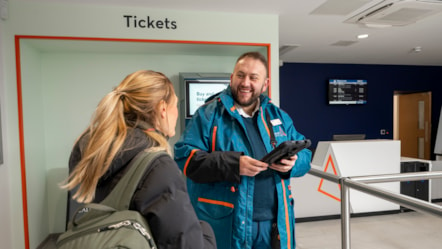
[431,160,442,200]
[435,106,442,155]
[2,1,279,248]
[0,17,13,249]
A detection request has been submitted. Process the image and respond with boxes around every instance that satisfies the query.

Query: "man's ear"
[263,78,270,93]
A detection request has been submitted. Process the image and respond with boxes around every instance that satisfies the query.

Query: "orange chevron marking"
[317,154,341,202]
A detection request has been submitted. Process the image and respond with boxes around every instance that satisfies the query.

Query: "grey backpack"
[56,150,167,249]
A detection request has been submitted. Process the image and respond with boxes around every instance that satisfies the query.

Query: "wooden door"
[394,92,432,159]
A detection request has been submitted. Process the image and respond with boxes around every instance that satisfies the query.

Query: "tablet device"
[261,139,311,164]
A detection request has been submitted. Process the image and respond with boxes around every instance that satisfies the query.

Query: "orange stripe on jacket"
[260,108,271,137]
[183,149,198,176]
[198,197,234,208]
[211,126,217,152]
[281,179,291,249]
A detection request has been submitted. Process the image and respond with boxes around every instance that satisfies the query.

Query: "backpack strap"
[100,150,168,210]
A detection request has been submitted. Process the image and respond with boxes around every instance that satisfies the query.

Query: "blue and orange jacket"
[174,87,312,249]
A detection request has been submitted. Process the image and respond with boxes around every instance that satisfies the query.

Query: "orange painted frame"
[14,35,271,249]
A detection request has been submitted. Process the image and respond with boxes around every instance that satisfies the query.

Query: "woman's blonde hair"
[62,70,175,203]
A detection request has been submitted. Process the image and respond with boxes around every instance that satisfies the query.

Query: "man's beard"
[231,86,261,108]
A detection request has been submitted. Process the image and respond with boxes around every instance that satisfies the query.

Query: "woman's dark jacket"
[69,128,217,249]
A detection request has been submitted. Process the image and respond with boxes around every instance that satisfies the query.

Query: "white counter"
[292,139,401,218]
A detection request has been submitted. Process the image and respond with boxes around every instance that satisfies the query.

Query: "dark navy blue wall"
[279,63,442,159]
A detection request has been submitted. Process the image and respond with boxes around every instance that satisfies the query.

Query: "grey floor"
[40,205,441,249]
[295,208,442,249]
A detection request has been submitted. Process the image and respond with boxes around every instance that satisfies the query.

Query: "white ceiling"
[25,0,442,66]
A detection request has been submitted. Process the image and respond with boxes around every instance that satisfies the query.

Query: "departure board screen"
[328,79,367,105]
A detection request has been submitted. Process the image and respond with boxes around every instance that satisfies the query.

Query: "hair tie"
[145,127,169,141]
[113,90,125,101]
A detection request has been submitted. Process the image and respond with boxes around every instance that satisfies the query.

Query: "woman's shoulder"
[149,152,175,167]
[144,152,182,179]
[135,152,186,199]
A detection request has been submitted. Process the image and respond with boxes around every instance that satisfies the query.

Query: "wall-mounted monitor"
[328,79,367,105]
[179,73,230,132]
[185,80,230,118]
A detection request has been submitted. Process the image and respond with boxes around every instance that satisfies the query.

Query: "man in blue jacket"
[174,52,312,249]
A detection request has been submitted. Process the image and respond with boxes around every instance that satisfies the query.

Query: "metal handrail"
[350,170,442,183]
[307,167,442,249]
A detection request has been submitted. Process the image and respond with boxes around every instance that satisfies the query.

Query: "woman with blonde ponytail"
[62,70,216,249]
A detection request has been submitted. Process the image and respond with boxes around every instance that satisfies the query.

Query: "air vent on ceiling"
[310,0,372,15]
[331,40,359,46]
[279,44,300,55]
[345,0,442,26]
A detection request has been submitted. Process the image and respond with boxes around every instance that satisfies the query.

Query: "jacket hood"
[99,128,151,185]
[73,128,151,186]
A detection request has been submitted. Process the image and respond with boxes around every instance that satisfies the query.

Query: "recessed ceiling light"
[357,34,369,39]
[364,23,392,28]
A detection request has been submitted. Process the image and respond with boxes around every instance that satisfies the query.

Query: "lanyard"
[265,109,277,149]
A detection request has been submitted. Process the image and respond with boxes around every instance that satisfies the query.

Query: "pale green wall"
[2,1,279,248]
[20,40,50,247]
[39,50,252,235]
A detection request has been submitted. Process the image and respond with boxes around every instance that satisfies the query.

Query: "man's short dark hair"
[236,51,269,77]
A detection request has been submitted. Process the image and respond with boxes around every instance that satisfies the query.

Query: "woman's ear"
[159,100,167,119]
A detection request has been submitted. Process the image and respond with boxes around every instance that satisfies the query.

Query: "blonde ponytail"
[61,70,175,203]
